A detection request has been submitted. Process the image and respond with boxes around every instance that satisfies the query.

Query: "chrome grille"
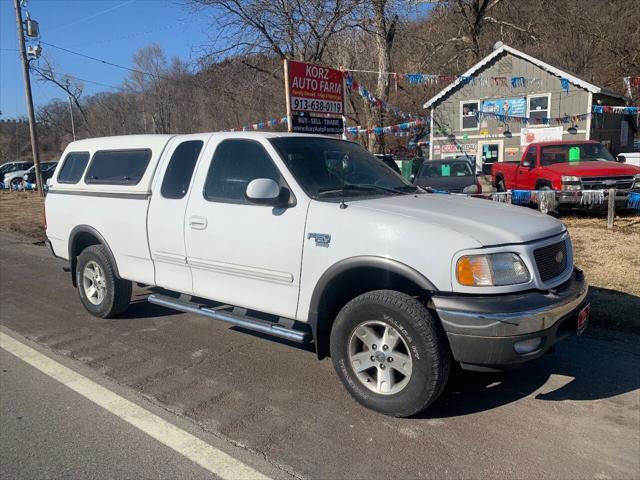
[580,175,635,191]
[534,240,568,282]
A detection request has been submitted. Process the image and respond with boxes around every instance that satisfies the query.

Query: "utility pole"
[14,0,44,197]
[67,91,76,140]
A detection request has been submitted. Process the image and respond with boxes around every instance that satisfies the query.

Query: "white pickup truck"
[45,132,589,417]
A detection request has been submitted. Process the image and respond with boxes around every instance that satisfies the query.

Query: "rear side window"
[204,140,281,204]
[57,152,90,184]
[85,149,151,185]
[161,141,203,199]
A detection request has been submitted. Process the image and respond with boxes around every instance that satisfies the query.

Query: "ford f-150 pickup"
[45,132,589,417]
[492,140,640,209]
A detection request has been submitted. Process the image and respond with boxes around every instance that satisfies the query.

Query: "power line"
[48,0,136,33]
[38,41,276,113]
[41,41,165,80]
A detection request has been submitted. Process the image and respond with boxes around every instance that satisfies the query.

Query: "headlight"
[463,184,479,194]
[634,173,640,187]
[561,175,582,191]
[456,253,531,287]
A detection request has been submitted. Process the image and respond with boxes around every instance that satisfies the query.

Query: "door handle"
[189,216,208,230]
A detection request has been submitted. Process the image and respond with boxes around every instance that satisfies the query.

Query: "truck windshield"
[270,137,417,200]
[540,143,615,165]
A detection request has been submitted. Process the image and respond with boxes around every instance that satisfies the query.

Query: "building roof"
[423,44,627,109]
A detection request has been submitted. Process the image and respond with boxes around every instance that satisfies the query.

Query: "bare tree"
[32,57,92,132]
[189,0,364,64]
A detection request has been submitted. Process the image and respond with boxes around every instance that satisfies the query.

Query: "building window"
[460,100,479,130]
[527,94,551,124]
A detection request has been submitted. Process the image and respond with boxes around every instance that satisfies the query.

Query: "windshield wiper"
[318,183,415,196]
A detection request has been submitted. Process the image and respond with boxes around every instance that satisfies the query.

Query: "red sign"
[287,60,344,115]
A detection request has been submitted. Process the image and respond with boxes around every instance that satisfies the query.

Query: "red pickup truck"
[492,140,640,208]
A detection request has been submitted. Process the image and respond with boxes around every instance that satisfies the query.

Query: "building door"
[477,140,503,175]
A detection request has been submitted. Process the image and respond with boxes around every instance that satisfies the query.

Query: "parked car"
[374,154,402,175]
[23,161,58,184]
[45,133,588,417]
[1,161,33,183]
[491,140,640,208]
[4,162,35,187]
[414,157,482,194]
[617,152,640,168]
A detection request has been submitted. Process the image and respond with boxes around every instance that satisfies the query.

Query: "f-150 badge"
[307,233,331,247]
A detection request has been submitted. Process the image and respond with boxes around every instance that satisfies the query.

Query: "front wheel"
[76,245,131,318]
[330,290,451,417]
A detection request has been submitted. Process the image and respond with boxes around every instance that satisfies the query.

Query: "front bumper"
[432,268,588,371]
[556,188,638,207]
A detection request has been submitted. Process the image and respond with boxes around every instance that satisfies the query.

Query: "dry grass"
[0,191,45,241]
[1,190,638,331]
[562,213,640,332]
[563,214,640,296]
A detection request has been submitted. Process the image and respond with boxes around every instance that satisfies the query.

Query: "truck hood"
[351,193,565,246]
[544,161,640,177]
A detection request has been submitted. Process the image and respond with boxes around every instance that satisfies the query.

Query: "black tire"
[76,244,131,318]
[330,290,451,417]
[496,178,506,192]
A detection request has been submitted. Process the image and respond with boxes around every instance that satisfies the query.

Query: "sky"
[1,0,432,121]
[0,0,212,119]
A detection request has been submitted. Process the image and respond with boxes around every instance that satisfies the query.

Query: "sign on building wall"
[441,143,477,154]
[481,98,526,117]
[521,126,564,146]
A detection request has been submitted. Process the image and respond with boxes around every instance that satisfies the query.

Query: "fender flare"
[68,225,121,286]
[307,256,438,344]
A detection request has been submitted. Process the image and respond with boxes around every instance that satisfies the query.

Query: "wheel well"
[311,266,433,359]
[68,227,119,287]
[535,179,553,189]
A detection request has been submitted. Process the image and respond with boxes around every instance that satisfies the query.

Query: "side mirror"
[245,178,287,207]
[521,159,533,168]
[616,155,626,163]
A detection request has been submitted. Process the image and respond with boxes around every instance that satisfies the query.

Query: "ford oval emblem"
[555,250,564,263]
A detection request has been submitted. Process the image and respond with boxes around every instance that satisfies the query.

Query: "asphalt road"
[1,230,639,479]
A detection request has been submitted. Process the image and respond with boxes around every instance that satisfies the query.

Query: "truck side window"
[57,152,90,184]
[522,147,537,166]
[204,140,281,204]
[161,140,203,199]
[85,149,152,185]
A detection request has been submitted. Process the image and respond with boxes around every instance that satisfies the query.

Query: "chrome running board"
[148,294,312,344]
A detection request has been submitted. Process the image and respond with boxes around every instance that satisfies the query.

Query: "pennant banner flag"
[592,105,639,115]
[343,71,427,121]
[226,116,288,132]
[478,110,591,125]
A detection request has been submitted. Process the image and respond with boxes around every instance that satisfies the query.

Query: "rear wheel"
[330,290,451,417]
[496,178,506,192]
[76,245,131,318]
